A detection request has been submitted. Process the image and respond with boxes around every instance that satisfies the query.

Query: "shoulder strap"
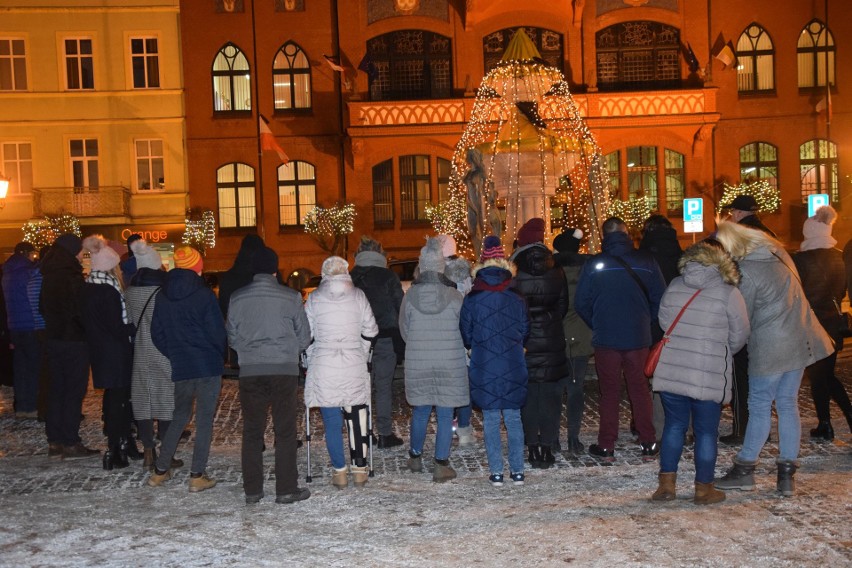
[663,289,702,338]
[135,286,161,328]
[610,255,649,299]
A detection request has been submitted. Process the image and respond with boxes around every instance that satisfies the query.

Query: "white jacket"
[304,274,378,408]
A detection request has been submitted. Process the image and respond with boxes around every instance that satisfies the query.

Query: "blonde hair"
[714,219,782,260]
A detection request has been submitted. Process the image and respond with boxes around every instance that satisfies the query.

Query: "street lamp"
[0,173,10,209]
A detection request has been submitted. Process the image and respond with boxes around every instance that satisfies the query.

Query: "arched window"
[212,43,251,113]
[797,19,835,89]
[736,24,774,93]
[608,147,684,214]
[365,30,452,101]
[483,27,563,74]
[278,161,316,226]
[800,139,838,203]
[217,162,256,228]
[273,41,311,110]
[739,142,778,188]
[596,21,680,92]
[627,146,657,203]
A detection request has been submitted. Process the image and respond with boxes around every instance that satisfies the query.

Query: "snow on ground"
[1,366,851,567]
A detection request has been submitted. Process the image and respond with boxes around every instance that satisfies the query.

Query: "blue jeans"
[409,405,453,460]
[482,408,525,475]
[738,369,804,464]
[659,392,722,483]
[10,330,41,413]
[320,407,346,470]
[456,404,472,428]
[155,376,222,475]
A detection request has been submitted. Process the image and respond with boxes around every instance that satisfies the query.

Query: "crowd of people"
[3,195,851,506]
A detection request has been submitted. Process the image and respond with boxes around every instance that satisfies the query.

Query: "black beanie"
[252,246,279,274]
[54,233,83,256]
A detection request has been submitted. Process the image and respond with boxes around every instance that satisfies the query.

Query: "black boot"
[777,461,797,497]
[124,435,143,461]
[809,421,834,440]
[528,445,543,469]
[103,449,114,471]
[112,440,130,469]
[540,446,556,469]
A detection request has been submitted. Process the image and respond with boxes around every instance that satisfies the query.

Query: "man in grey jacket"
[227,247,312,505]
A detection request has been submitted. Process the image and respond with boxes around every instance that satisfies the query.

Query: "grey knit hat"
[418,237,445,274]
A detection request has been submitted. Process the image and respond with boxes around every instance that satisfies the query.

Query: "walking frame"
[304,339,375,483]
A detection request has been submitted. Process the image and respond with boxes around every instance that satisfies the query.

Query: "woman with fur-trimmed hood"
[650,242,750,505]
[460,236,530,486]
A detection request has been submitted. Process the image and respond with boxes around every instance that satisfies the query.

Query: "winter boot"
[715,458,756,491]
[528,445,543,468]
[351,466,369,488]
[809,421,834,440]
[188,472,217,493]
[407,451,423,473]
[540,446,556,469]
[142,447,156,471]
[103,448,114,471]
[331,466,349,490]
[694,482,726,505]
[432,459,457,483]
[777,461,798,497]
[651,472,677,502]
[123,435,143,461]
[456,426,475,447]
[567,436,584,455]
[113,439,131,468]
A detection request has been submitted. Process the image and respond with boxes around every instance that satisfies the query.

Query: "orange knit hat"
[174,246,203,274]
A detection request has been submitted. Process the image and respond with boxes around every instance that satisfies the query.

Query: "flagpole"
[250,0,266,240]
[824,0,831,134]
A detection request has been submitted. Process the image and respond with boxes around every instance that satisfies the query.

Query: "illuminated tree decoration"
[719,180,780,214]
[183,208,217,254]
[22,213,82,249]
[303,202,356,257]
[436,28,611,257]
[608,196,653,238]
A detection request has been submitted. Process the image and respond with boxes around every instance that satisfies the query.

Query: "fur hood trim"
[472,257,516,278]
[677,243,740,286]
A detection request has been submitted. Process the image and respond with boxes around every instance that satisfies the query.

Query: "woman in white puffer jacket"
[304,256,378,489]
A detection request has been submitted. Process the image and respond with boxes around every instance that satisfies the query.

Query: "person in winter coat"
[80,236,137,470]
[148,246,226,493]
[119,233,143,284]
[460,236,530,486]
[218,233,264,317]
[436,234,476,447]
[792,206,852,440]
[553,228,593,455]
[26,246,50,421]
[509,218,569,468]
[40,233,100,460]
[575,217,667,461]
[400,237,468,482]
[2,241,40,418]
[714,221,833,497]
[639,215,684,285]
[349,236,405,449]
[650,243,750,505]
[125,240,178,471]
[228,247,312,504]
[304,256,378,489]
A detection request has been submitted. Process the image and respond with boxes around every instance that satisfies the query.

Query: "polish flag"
[259,116,288,164]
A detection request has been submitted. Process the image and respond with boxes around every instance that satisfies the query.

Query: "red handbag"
[644,289,701,378]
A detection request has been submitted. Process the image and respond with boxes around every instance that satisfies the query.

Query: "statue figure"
[485,180,502,241]
[463,148,486,255]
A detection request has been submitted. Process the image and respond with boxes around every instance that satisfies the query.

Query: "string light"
[608,196,653,236]
[719,180,780,213]
[183,208,217,254]
[22,214,82,249]
[303,203,356,255]
[434,29,610,257]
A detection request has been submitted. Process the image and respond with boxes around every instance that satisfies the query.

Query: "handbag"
[832,300,852,338]
[644,289,702,378]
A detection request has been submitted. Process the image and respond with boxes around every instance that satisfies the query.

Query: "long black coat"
[510,243,569,382]
[81,281,133,389]
[793,247,846,336]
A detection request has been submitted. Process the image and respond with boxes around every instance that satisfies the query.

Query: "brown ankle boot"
[351,466,369,487]
[694,481,726,505]
[142,448,156,471]
[331,467,348,490]
[651,472,677,501]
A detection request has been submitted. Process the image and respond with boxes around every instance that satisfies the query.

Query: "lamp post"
[0,173,10,209]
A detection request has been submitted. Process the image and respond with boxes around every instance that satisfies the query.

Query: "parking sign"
[807,194,830,218]
[683,198,703,233]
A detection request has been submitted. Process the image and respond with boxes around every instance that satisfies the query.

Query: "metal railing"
[32,186,131,218]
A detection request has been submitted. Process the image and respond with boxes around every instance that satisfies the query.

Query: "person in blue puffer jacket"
[460,236,530,487]
[2,242,39,418]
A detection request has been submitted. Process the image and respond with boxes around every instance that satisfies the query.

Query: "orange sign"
[121,228,169,243]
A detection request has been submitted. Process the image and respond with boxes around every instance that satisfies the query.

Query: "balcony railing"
[32,186,131,218]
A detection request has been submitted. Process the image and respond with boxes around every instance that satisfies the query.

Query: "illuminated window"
[627,146,657,203]
[437,157,451,201]
[273,42,311,110]
[799,139,838,203]
[603,151,620,194]
[278,161,316,226]
[365,30,452,101]
[212,43,251,113]
[217,163,256,228]
[736,24,774,93]
[135,139,164,191]
[739,142,778,188]
[797,19,835,89]
[70,139,98,189]
[1,142,32,194]
[664,149,684,214]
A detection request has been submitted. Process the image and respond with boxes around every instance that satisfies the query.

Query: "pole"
[331,0,348,258]
[250,0,265,240]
